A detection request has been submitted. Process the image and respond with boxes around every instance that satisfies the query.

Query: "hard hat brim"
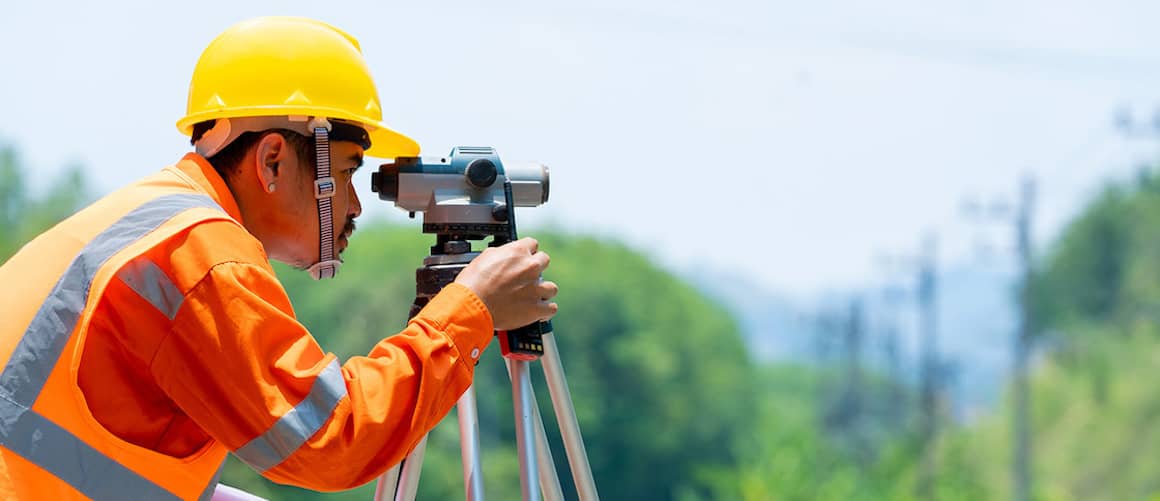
[178,110,420,159]
[366,124,420,159]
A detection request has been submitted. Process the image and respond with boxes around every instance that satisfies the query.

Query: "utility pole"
[962,176,1037,501]
[916,233,939,501]
[842,298,867,462]
[874,256,913,429]
[879,237,942,500]
[816,300,867,434]
[1012,177,1036,501]
[844,298,864,420]
[881,308,904,421]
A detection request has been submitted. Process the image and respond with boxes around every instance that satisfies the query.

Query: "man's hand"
[455,237,559,331]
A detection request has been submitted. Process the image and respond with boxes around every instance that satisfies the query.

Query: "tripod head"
[371,146,549,247]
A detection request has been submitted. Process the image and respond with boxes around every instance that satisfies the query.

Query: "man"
[0,16,558,499]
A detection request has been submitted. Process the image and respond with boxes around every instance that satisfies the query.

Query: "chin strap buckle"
[307,259,342,280]
[314,177,336,199]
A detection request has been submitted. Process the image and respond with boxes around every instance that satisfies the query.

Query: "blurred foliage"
[6,138,1160,500]
[0,143,91,258]
[1011,165,1160,500]
[221,228,757,500]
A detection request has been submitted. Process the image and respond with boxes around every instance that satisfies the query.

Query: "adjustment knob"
[465,158,498,188]
[492,203,509,222]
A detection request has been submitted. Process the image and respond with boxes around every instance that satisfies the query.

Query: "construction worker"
[0,16,558,500]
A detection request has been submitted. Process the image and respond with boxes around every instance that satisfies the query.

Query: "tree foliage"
[9,137,1160,500]
[219,227,757,500]
[0,144,92,259]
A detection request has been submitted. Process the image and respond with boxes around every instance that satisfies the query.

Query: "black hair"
[191,121,315,180]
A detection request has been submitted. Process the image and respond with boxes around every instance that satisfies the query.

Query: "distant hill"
[684,266,819,363]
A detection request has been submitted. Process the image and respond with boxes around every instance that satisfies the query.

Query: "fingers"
[537,300,559,321]
[534,249,550,268]
[536,280,559,300]
[466,237,559,329]
[501,238,549,274]
[514,237,539,254]
[510,280,558,325]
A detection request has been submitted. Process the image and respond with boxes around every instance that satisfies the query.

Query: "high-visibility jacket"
[0,153,494,499]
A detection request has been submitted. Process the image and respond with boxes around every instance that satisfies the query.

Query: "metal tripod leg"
[457,385,486,501]
[372,328,598,501]
[372,463,398,501]
[373,435,425,501]
[510,360,541,501]
[375,385,485,501]
[540,332,599,500]
[505,360,565,501]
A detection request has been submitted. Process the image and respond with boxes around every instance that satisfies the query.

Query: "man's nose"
[349,183,362,219]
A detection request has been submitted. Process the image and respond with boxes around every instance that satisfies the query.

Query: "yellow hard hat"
[177,16,418,158]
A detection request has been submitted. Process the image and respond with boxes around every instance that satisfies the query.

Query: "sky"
[3,1,1160,298]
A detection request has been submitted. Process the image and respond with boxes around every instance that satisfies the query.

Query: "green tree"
[0,143,92,262]
[931,164,1160,500]
[220,226,757,500]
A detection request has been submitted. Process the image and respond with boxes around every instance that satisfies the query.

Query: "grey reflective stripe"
[235,359,348,472]
[1,194,222,406]
[0,193,224,500]
[0,395,181,500]
[118,257,185,320]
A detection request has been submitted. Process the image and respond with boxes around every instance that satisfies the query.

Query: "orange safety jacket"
[0,154,494,499]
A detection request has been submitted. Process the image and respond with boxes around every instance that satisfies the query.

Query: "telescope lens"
[541,165,550,204]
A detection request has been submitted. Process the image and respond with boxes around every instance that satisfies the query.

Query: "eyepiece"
[371,162,400,201]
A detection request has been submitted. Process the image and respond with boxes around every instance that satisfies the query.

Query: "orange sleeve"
[150,261,493,491]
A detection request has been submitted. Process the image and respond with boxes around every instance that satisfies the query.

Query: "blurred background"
[4,1,1160,499]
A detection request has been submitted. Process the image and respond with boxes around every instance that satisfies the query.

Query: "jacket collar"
[174,153,244,223]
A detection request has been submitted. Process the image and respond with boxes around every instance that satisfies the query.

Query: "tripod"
[372,234,599,501]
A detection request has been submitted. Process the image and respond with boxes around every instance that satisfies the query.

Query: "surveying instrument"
[368,147,599,501]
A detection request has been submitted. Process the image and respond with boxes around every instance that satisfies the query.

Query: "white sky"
[3,1,1160,297]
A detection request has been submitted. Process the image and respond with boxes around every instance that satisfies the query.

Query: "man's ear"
[253,133,289,193]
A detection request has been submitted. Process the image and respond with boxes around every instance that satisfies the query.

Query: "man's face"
[276,139,364,269]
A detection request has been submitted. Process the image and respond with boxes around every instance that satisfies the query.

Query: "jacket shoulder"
[145,218,271,295]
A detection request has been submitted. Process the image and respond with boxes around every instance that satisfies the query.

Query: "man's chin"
[282,259,313,272]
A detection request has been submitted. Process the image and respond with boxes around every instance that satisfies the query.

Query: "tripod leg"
[373,435,427,501]
[510,360,541,501]
[540,332,599,500]
[506,360,564,501]
[532,400,565,501]
[457,385,486,501]
[372,465,398,501]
